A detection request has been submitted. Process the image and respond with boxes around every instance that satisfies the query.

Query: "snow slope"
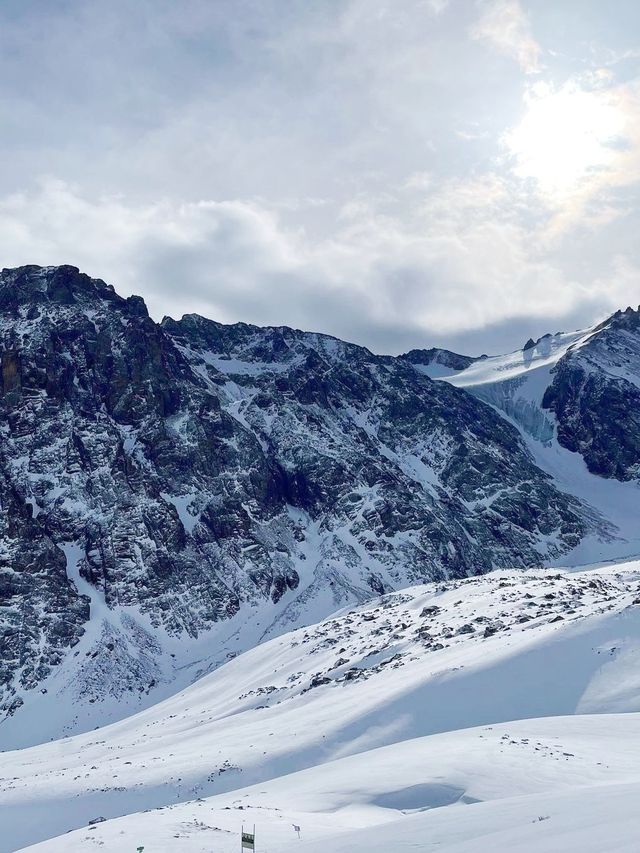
[0,516,371,751]
[442,328,596,448]
[3,561,640,851]
[19,717,640,853]
[446,328,597,396]
[18,714,640,853]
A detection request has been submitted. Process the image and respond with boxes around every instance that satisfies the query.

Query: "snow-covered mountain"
[2,266,640,852]
[404,311,640,564]
[3,264,622,736]
[3,560,640,851]
[422,308,640,480]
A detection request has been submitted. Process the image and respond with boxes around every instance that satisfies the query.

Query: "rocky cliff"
[542,307,640,481]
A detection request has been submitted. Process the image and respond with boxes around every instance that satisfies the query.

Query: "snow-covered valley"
[18,718,640,853]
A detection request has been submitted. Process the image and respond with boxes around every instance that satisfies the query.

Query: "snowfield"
[18,718,640,853]
[3,561,640,852]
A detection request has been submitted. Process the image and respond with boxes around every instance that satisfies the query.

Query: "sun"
[505,79,627,199]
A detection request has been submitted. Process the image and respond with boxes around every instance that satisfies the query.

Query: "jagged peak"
[400,346,485,372]
[609,304,640,329]
[163,311,375,366]
[0,264,149,318]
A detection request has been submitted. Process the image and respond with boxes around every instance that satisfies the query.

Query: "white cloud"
[503,73,640,238]
[0,180,304,317]
[2,176,636,354]
[591,255,640,311]
[1,1,639,354]
[471,0,542,74]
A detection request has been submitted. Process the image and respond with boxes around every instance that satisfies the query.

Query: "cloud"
[0,180,304,316]
[2,177,637,355]
[425,0,450,14]
[471,0,542,74]
[1,1,639,355]
[503,72,640,238]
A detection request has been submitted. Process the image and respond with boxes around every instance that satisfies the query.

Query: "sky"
[1,0,640,355]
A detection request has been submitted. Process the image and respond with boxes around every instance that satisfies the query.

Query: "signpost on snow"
[293,824,301,839]
[241,825,256,851]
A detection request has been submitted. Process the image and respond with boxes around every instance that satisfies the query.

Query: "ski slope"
[3,561,640,851]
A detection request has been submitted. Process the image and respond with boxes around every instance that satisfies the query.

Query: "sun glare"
[505,81,627,199]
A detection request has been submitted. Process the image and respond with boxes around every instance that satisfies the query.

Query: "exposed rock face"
[400,347,484,374]
[542,307,640,480]
[0,265,589,719]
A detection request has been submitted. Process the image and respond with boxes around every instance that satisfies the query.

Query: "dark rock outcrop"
[400,347,485,373]
[543,307,640,480]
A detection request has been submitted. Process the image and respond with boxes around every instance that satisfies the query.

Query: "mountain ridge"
[0,264,636,740]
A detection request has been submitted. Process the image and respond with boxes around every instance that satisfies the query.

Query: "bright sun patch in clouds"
[505,77,629,199]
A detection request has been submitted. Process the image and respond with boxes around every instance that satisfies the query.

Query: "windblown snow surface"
[4,561,640,852]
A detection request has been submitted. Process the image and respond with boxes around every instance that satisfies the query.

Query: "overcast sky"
[1,0,639,354]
